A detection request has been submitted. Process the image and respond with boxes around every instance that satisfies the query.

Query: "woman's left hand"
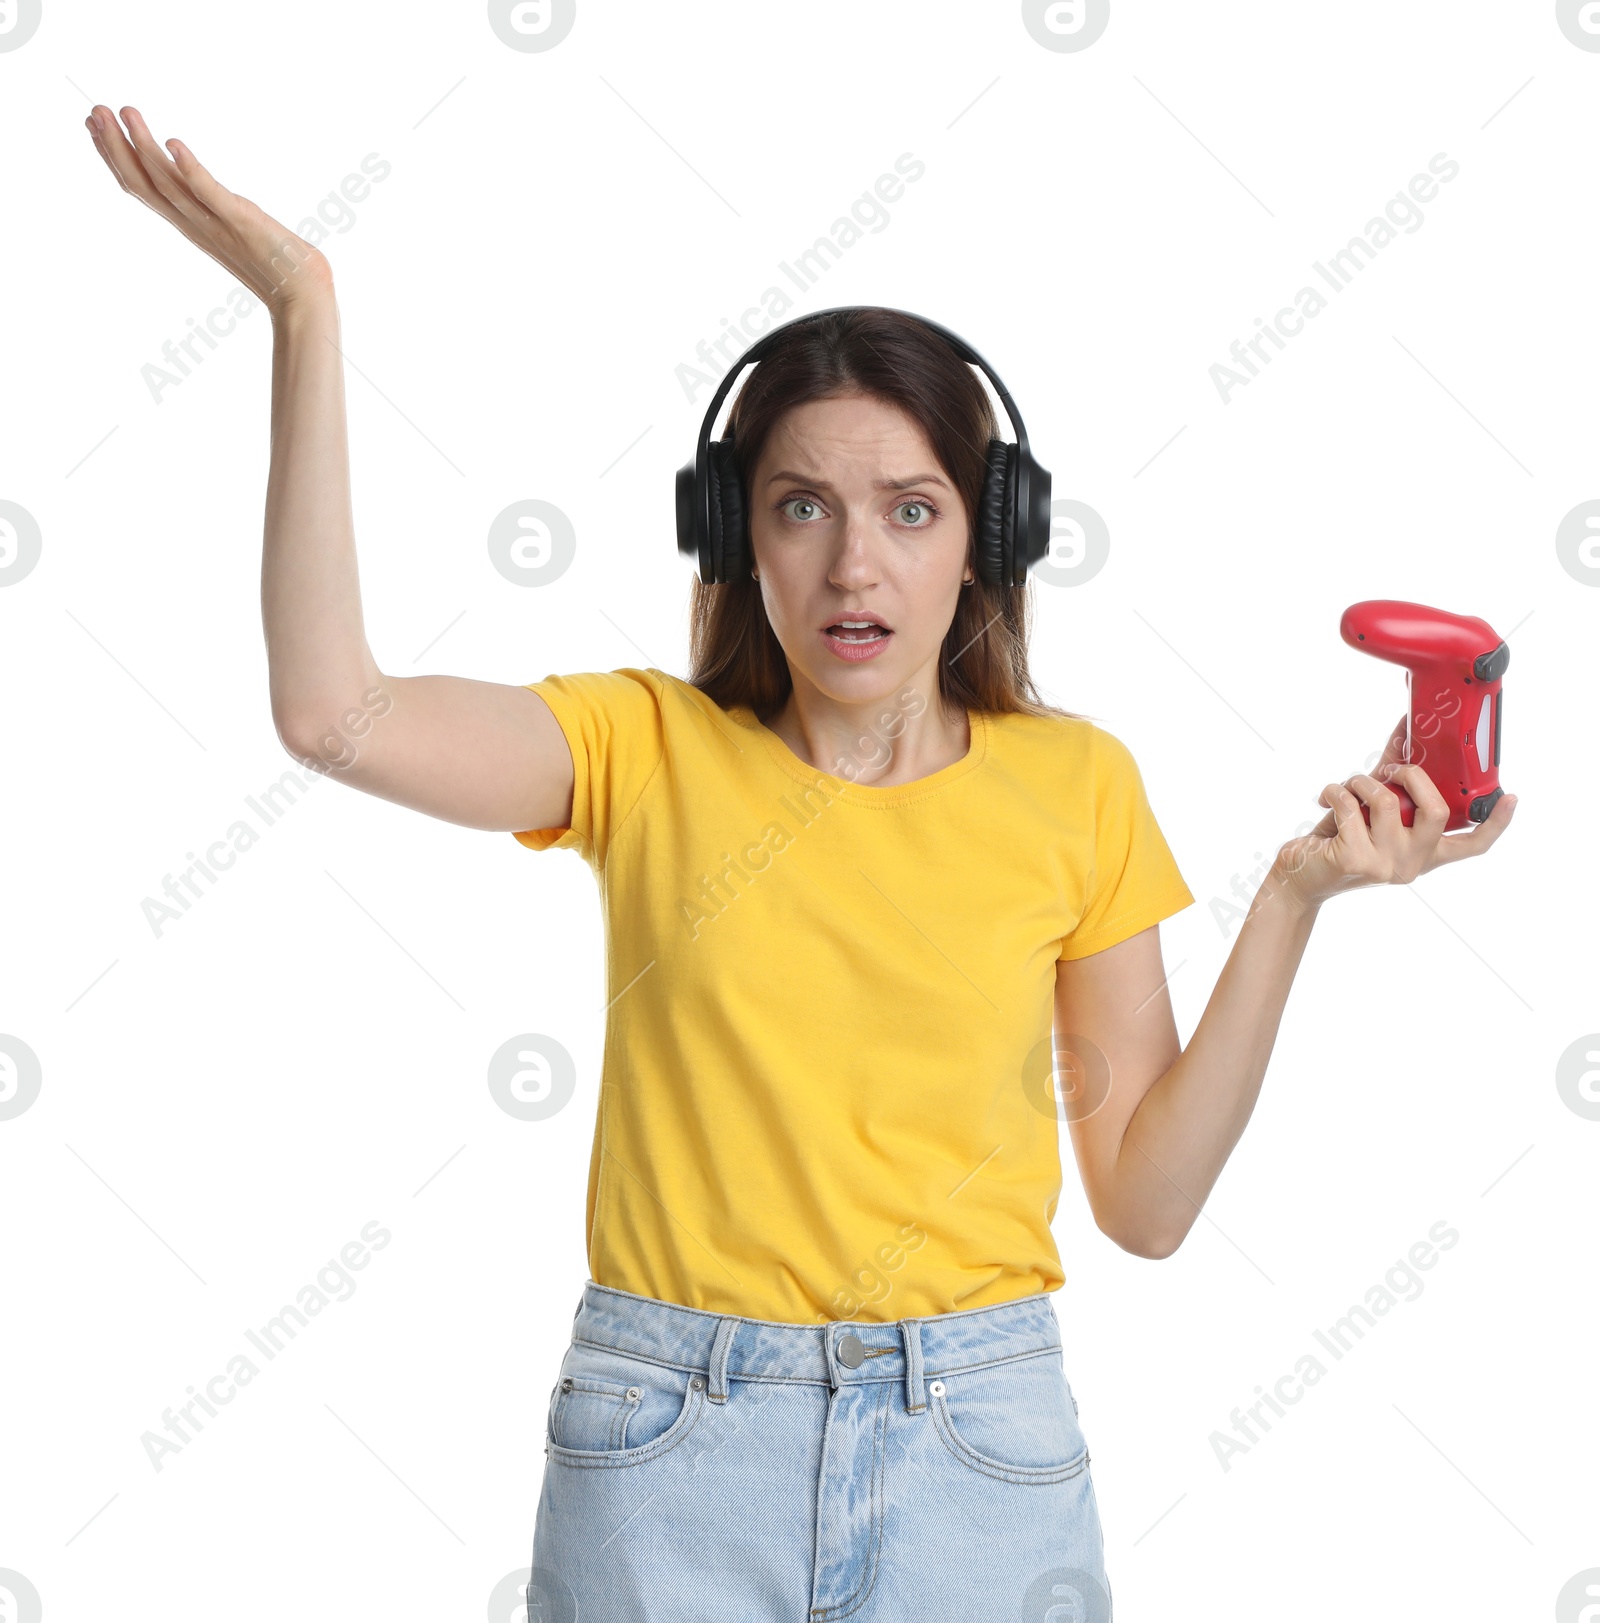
[1269,712,1519,911]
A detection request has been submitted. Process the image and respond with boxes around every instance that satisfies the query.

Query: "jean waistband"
[569,1279,1064,1414]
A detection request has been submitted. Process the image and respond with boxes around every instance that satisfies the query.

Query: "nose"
[827,510,881,588]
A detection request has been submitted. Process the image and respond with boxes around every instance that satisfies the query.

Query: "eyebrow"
[764,469,952,492]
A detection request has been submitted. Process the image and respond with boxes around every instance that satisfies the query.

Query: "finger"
[1378,761,1449,827]
[1310,784,1373,889]
[1333,780,1401,885]
[1428,792,1519,865]
[117,106,217,229]
[1344,771,1404,833]
[118,105,210,216]
[162,135,242,222]
[85,117,120,184]
[1318,781,1369,843]
[86,107,150,198]
[86,105,178,216]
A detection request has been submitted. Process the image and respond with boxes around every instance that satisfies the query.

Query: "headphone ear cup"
[1014,449,1052,572]
[1000,443,1018,584]
[707,440,747,583]
[975,439,1016,587]
[675,460,702,574]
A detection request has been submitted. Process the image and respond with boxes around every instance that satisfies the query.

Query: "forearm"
[262,288,383,748]
[1103,865,1320,1257]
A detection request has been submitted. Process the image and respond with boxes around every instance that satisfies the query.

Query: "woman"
[88,105,1516,1622]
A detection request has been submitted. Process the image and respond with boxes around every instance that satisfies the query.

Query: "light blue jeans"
[527,1279,1112,1621]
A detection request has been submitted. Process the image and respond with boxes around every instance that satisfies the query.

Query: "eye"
[778,496,826,524]
[894,500,939,528]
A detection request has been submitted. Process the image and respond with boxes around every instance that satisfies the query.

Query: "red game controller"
[1340,600,1508,833]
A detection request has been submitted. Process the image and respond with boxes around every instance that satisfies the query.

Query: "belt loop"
[822,1322,844,1391]
[900,1315,925,1414]
[707,1314,737,1405]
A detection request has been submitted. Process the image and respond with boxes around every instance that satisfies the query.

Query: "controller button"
[1473,641,1510,683]
[1469,787,1504,822]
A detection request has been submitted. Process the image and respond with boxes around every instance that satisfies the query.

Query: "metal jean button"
[836,1332,866,1369]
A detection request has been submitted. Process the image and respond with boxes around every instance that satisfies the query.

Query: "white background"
[1,2,1593,1619]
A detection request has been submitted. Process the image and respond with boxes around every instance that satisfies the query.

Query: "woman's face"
[746,392,971,706]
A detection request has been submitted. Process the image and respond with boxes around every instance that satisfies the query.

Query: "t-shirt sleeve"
[510,668,666,869]
[1058,724,1194,960]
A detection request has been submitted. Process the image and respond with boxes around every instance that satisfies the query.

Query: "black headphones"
[675,305,1052,588]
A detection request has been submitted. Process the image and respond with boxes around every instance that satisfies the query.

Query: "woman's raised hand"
[85,104,332,310]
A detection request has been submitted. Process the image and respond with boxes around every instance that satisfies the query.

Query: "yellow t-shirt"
[513,668,1194,1324]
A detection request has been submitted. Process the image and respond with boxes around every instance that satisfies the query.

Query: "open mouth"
[824,622,892,643]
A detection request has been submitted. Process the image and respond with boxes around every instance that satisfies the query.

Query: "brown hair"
[685,307,1078,725]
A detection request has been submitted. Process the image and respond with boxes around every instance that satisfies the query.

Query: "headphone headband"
[687,304,1032,469]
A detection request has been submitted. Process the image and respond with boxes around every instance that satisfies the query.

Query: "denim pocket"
[550,1374,639,1451]
[927,1347,1090,1485]
[544,1340,707,1469]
